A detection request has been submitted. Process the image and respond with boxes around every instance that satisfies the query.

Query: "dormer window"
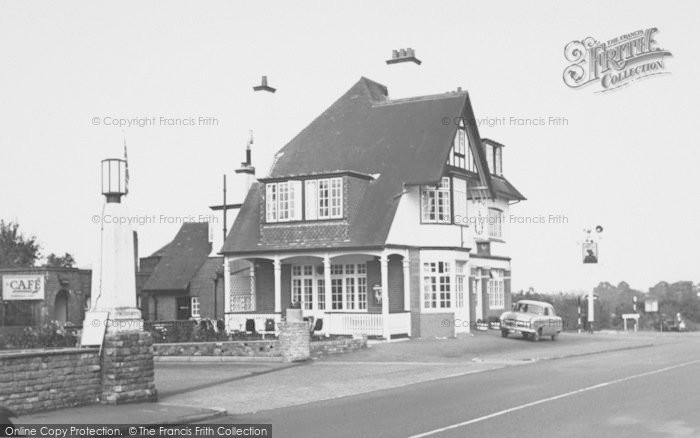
[266,180,302,222]
[305,177,343,220]
[483,140,503,176]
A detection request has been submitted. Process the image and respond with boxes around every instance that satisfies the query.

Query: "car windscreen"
[517,304,544,315]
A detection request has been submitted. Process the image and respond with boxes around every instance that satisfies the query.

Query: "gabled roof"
[142,222,212,292]
[222,77,515,254]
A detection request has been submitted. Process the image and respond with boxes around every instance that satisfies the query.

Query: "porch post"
[223,256,231,314]
[380,254,389,339]
[323,254,332,335]
[273,256,281,313]
[402,257,410,312]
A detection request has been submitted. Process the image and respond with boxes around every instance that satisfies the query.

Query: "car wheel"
[531,329,541,342]
[501,329,508,338]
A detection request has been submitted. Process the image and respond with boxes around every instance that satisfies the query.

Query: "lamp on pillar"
[101,158,128,202]
[90,157,140,326]
[88,154,157,405]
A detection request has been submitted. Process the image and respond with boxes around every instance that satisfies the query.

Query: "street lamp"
[101,158,127,202]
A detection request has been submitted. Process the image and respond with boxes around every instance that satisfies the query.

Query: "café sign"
[2,275,45,300]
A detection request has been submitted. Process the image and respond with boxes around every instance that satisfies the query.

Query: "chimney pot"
[261,75,268,86]
[392,49,399,59]
[399,48,407,57]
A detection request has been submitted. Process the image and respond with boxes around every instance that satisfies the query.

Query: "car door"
[543,306,554,335]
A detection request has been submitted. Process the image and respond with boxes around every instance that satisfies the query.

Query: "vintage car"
[500,300,563,341]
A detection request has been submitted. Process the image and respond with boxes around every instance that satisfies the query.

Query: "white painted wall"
[386,186,467,248]
[385,184,512,257]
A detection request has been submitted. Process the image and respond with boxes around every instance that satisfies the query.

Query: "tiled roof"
[142,222,212,292]
[222,77,516,254]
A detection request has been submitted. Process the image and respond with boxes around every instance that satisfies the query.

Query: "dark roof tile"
[143,223,212,292]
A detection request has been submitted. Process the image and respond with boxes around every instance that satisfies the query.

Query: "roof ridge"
[374,91,467,106]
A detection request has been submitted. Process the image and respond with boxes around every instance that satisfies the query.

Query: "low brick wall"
[153,340,279,357]
[0,348,101,415]
[310,336,367,358]
[152,336,366,360]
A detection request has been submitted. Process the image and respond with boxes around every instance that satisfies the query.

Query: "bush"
[145,319,231,344]
[0,321,78,350]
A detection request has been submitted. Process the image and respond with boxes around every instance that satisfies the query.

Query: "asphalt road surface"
[210,336,700,438]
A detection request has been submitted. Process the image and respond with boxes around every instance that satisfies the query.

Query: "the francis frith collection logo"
[563,28,672,92]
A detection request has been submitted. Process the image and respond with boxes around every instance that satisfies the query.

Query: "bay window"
[423,261,451,309]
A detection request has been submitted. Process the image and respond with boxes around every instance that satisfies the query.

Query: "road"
[207,336,700,437]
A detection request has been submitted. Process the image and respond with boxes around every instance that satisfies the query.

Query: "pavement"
[11,329,682,426]
[14,402,226,425]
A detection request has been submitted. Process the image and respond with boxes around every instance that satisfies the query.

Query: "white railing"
[226,311,412,338]
[225,313,281,333]
[326,313,383,337]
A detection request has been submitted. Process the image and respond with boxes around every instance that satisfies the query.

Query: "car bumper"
[504,327,537,335]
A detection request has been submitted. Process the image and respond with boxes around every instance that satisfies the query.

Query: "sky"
[1,0,698,294]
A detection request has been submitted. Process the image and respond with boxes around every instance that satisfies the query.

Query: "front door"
[473,272,483,322]
[176,296,191,320]
[454,269,470,333]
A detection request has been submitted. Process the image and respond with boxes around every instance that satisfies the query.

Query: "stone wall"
[153,340,278,357]
[278,321,310,362]
[0,348,101,415]
[101,331,157,405]
[151,336,365,359]
[310,336,367,358]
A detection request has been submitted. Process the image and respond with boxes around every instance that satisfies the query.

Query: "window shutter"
[305,180,318,220]
[289,180,303,221]
[453,177,467,225]
[265,183,277,222]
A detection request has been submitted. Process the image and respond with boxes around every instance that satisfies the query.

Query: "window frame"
[265,180,302,223]
[304,177,344,221]
[488,207,503,239]
[291,262,367,312]
[190,296,201,319]
[421,177,452,224]
[487,269,505,310]
[422,261,452,310]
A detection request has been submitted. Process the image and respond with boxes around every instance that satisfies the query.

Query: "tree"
[44,253,76,268]
[0,220,41,268]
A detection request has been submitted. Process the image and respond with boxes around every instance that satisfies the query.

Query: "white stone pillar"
[274,257,282,313]
[402,257,410,312]
[90,200,140,325]
[323,254,332,335]
[380,254,389,340]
